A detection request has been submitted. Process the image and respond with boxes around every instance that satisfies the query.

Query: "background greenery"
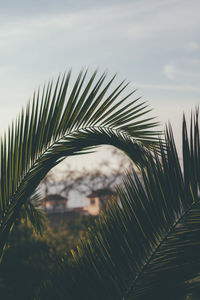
[0,215,97,299]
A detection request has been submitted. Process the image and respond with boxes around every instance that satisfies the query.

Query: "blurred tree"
[0,214,97,300]
[0,223,52,300]
[54,147,135,198]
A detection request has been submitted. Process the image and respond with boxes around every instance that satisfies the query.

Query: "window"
[90,199,95,205]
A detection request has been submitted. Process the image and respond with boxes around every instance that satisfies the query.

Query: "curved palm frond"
[39,109,200,300]
[0,69,160,258]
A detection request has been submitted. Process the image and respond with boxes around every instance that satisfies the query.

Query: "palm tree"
[39,110,200,300]
[0,69,160,260]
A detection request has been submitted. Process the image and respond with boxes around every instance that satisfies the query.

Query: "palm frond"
[19,192,46,235]
[39,109,200,300]
[0,69,160,258]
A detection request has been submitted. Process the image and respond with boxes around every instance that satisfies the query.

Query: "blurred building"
[42,194,67,213]
[84,188,117,215]
[42,188,117,217]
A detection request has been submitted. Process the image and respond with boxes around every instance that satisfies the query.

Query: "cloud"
[0,0,199,43]
[185,41,200,53]
[162,63,200,84]
[134,82,200,92]
[163,64,177,80]
[0,0,199,121]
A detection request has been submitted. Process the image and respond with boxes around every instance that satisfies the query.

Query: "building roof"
[87,188,116,198]
[42,194,67,203]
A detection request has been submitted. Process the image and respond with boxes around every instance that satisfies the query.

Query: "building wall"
[44,201,67,213]
[87,197,102,215]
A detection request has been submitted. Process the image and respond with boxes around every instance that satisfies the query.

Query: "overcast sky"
[0,0,199,170]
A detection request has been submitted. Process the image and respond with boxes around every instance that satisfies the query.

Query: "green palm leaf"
[39,109,200,300]
[0,69,160,259]
[19,192,46,235]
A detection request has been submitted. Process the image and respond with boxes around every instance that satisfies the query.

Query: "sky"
[0,0,199,171]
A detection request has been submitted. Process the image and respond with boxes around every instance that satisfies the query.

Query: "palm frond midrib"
[124,197,200,299]
[2,125,140,223]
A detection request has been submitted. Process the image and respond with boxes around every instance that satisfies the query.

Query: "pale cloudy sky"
[0,0,199,170]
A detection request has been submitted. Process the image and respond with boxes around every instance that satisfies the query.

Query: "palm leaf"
[19,192,46,235]
[0,69,160,259]
[39,109,200,300]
